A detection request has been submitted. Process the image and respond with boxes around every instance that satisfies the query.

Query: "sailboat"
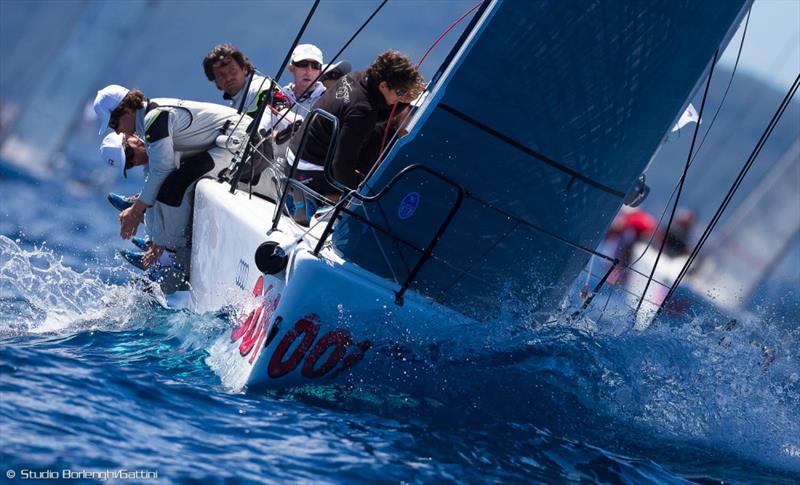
[189,0,751,390]
[686,139,800,311]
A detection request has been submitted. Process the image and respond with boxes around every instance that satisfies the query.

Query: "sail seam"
[437,103,625,198]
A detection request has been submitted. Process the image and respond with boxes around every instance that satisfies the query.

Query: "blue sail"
[331,0,750,321]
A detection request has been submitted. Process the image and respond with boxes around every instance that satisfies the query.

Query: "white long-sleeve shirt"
[134,98,246,205]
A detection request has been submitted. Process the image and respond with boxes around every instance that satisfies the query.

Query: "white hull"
[190,179,471,390]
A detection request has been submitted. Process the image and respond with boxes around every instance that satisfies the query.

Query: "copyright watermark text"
[6,468,158,480]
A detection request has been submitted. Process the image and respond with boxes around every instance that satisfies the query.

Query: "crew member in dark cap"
[319,60,352,89]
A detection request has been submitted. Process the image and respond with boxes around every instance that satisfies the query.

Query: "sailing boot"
[131,237,150,251]
[119,249,147,271]
[107,192,137,212]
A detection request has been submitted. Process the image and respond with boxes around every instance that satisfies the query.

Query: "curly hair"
[366,50,425,97]
[112,89,146,116]
[202,43,254,81]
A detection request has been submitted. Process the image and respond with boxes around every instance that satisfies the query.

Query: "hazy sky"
[718,0,800,92]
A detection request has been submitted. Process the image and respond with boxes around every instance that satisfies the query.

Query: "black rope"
[227,0,320,193]
[635,50,719,313]
[659,72,800,311]
[627,11,751,270]
[267,0,389,139]
[274,0,320,82]
[438,103,626,198]
[687,9,751,166]
[236,0,390,197]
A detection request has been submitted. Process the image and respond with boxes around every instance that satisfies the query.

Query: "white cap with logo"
[291,44,323,64]
[93,84,130,135]
[100,132,126,177]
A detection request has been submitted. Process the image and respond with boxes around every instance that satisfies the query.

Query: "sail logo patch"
[398,192,420,220]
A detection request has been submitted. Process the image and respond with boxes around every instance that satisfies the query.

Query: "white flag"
[672,103,699,132]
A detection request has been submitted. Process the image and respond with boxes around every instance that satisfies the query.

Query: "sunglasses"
[394,88,409,97]
[292,60,322,70]
[122,138,135,168]
[108,106,124,130]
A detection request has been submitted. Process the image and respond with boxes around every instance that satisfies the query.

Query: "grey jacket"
[135,98,246,206]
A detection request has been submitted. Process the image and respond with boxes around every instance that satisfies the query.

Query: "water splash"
[0,235,160,335]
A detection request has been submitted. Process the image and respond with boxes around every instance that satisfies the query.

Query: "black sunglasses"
[394,88,409,97]
[122,138,134,168]
[293,60,322,70]
[108,107,124,130]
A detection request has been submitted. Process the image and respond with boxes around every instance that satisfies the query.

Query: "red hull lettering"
[267,315,320,378]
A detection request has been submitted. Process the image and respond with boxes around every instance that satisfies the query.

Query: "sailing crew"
[603,207,657,284]
[94,84,248,270]
[661,208,697,257]
[100,133,186,283]
[202,43,289,118]
[284,44,327,118]
[100,131,149,178]
[287,49,425,199]
[319,60,352,90]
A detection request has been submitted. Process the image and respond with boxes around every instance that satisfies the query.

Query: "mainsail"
[331,0,751,321]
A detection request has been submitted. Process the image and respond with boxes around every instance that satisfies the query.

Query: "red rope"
[377,0,483,159]
[418,0,483,67]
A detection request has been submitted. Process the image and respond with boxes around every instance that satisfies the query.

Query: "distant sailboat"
[687,139,800,311]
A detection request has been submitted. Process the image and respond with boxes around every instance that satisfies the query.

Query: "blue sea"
[1,168,799,484]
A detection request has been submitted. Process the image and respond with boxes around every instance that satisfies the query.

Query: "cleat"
[107,192,137,212]
[131,237,150,251]
[119,249,147,271]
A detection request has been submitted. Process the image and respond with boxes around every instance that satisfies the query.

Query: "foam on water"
[0,235,163,334]
[1,232,798,480]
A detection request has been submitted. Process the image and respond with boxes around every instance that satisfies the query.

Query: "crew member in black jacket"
[287,50,424,198]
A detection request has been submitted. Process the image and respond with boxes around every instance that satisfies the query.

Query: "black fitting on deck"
[254,241,288,275]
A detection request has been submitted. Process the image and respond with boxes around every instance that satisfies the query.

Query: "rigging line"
[361,205,402,285]
[268,0,389,136]
[228,0,327,191]
[418,0,483,67]
[687,9,751,166]
[635,49,719,314]
[436,220,522,299]
[660,72,800,310]
[374,0,483,160]
[353,0,485,283]
[273,0,320,81]
[466,192,616,262]
[627,12,751,269]
[438,103,626,198]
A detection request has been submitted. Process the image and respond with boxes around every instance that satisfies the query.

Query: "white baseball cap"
[100,132,126,177]
[93,84,130,135]
[291,44,323,64]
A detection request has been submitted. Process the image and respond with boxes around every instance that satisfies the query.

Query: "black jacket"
[289,71,390,189]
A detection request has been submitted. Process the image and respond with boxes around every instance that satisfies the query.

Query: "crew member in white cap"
[99,131,149,178]
[93,85,248,271]
[284,43,327,117]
